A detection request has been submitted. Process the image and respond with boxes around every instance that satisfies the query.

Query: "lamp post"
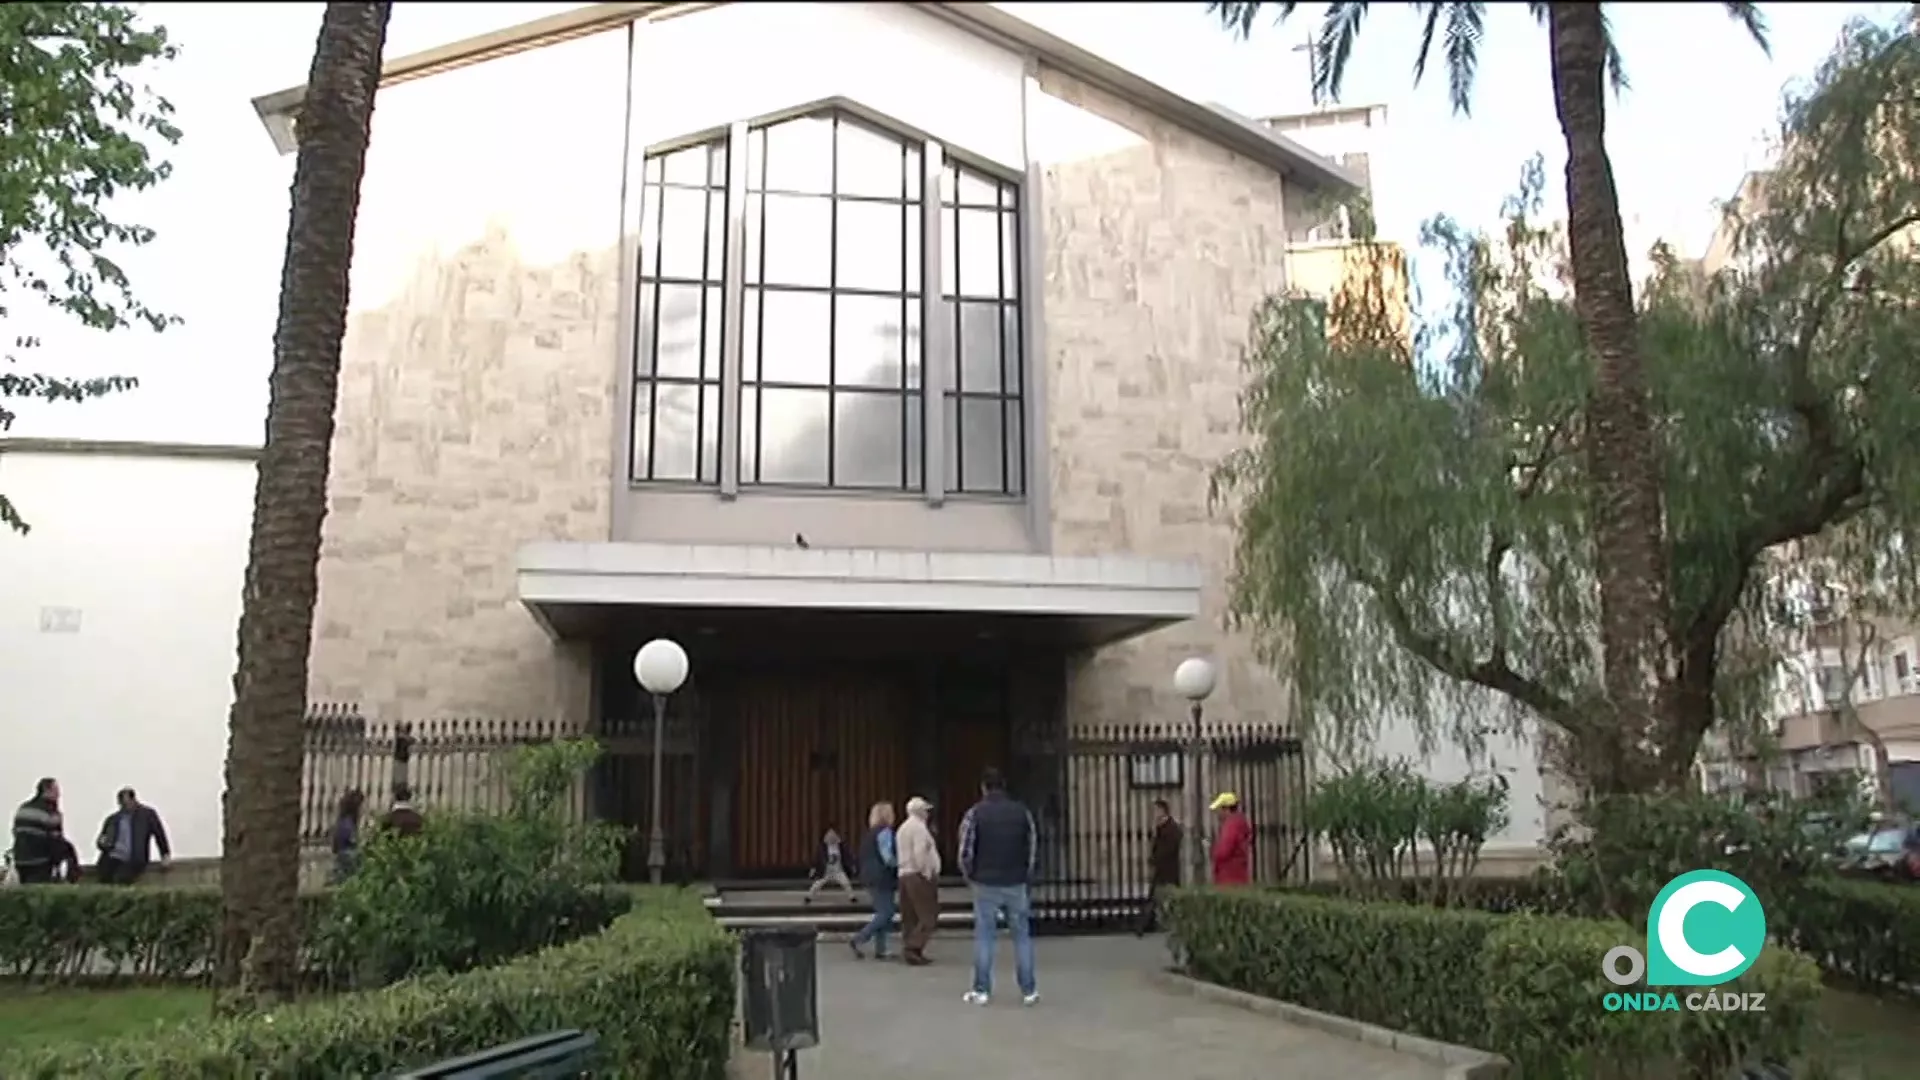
[634,638,690,886]
[1173,656,1217,887]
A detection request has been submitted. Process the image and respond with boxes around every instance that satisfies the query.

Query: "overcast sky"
[7,1,1906,446]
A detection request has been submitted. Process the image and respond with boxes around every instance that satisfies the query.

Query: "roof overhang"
[517,541,1201,648]
[249,1,1359,192]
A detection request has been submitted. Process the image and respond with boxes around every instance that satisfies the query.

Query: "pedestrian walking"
[94,787,171,885]
[1136,798,1182,935]
[958,768,1038,1006]
[896,796,942,965]
[849,801,898,958]
[1209,791,1252,886]
[331,789,366,884]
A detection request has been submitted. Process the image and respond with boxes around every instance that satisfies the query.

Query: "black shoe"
[849,940,865,960]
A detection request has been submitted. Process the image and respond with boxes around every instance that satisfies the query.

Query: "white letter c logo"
[1657,879,1747,978]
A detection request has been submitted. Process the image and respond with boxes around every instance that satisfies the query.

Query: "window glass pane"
[1002,397,1024,494]
[758,388,830,484]
[906,207,922,294]
[836,200,904,293]
[756,290,830,385]
[707,190,728,283]
[906,392,923,490]
[956,208,1001,298]
[836,120,906,199]
[999,210,1019,299]
[1000,304,1021,391]
[955,167,999,207]
[653,284,706,379]
[939,205,956,296]
[739,388,758,480]
[635,283,659,375]
[639,186,662,278]
[904,301,923,391]
[650,383,702,480]
[643,156,663,185]
[945,395,1006,493]
[942,394,957,492]
[762,116,833,194]
[630,384,652,479]
[753,194,832,288]
[659,144,710,187]
[703,286,724,380]
[835,294,911,389]
[833,391,905,488]
[948,300,1001,393]
[658,187,714,281]
[905,145,923,201]
[700,384,722,484]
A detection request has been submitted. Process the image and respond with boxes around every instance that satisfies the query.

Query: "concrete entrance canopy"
[517,541,1201,648]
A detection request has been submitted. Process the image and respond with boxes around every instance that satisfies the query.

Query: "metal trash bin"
[740,928,820,1054]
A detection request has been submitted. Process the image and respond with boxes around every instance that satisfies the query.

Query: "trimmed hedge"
[0,887,332,982]
[0,887,735,1080]
[1298,873,1920,995]
[1167,887,1823,1079]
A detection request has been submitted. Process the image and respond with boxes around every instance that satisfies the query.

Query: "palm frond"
[1601,8,1630,95]
[1315,2,1372,105]
[1208,1,1302,41]
[1723,1,1772,58]
[1443,3,1486,116]
[1413,3,1447,86]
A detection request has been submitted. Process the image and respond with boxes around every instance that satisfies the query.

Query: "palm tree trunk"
[1547,2,1676,794]
[214,1,391,1013]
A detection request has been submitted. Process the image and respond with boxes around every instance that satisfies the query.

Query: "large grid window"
[740,111,925,489]
[940,162,1024,496]
[633,138,728,483]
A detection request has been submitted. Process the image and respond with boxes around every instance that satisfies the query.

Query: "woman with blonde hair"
[849,800,899,959]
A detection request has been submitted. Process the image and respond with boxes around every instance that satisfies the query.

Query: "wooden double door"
[732,669,912,877]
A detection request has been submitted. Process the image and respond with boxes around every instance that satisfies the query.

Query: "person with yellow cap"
[1208,791,1252,886]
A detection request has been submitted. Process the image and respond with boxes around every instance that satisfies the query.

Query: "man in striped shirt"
[11,778,80,884]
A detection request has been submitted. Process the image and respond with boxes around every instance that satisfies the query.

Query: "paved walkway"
[737,934,1446,1080]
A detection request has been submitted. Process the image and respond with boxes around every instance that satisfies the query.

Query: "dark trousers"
[1136,882,1175,934]
[97,857,145,886]
[16,863,55,885]
[900,874,940,958]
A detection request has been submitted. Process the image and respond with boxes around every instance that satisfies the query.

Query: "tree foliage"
[0,2,181,531]
[1213,21,1920,788]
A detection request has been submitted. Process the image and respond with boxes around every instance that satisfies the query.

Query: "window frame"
[626,102,1028,503]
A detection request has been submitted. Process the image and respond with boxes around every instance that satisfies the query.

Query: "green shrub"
[0,888,734,1080]
[1306,760,1509,903]
[314,738,629,985]
[0,886,331,983]
[1167,887,1823,1077]
[1785,877,1920,994]
[1482,914,1821,1080]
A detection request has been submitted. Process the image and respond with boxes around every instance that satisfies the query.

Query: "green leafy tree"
[1210,1,1769,792]
[1212,22,1920,793]
[215,1,391,1014]
[0,2,181,532]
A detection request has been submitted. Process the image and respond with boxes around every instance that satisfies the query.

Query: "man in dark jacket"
[12,778,81,884]
[95,787,172,885]
[957,767,1039,1006]
[1136,799,1183,936]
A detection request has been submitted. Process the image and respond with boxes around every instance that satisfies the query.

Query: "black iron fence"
[1016,723,1309,934]
[299,705,575,846]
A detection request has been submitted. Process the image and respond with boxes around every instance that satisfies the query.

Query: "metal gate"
[1015,723,1309,934]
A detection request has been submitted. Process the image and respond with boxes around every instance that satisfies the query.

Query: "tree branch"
[1353,565,1575,722]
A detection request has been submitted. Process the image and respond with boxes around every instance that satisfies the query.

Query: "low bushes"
[1782,877,1920,994]
[0,886,331,983]
[0,887,735,1080]
[1167,887,1824,1078]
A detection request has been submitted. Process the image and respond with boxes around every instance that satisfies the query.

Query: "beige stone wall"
[1032,67,1294,736]
[309,29,632,725]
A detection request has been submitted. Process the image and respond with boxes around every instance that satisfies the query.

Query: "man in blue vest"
[957,767,1038,1006]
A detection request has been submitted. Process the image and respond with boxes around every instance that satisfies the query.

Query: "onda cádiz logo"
[1600,869,1769,1014]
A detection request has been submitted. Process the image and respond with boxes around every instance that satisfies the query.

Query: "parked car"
[1837,822,1920,882]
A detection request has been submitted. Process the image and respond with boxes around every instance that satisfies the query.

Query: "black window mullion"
[643,178,669,481]
[752,132,772,486]
[826,114,841,488]
[900,138,912,491]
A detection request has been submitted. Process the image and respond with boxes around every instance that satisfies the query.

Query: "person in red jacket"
[1209,792,1252,886]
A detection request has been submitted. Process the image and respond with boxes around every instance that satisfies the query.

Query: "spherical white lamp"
[1173,656,1217,702]
[633,638,689,696]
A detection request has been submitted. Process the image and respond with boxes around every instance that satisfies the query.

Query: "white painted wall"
[635,3,1026,169]
[1350,710,1550,852]
[0,449,254,859]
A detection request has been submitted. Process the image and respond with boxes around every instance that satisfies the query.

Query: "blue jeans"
[970,883,1036,996]
[852,881,897,955]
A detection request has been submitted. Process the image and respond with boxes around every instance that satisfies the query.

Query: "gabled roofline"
[249,1,1360,193]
